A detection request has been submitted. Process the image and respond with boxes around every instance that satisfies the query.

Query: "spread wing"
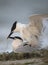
[11,21,17,32]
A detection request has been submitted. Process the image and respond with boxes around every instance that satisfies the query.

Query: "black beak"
[7,32,13,39]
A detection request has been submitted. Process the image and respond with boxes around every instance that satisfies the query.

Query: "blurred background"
[0,0,48,53]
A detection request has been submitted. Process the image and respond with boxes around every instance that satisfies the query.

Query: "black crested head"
[15,36,23,41]
[11,21,17,32]
[14,36,23,41]
[8,36,23,41]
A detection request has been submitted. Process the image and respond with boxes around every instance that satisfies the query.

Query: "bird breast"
[12,39,23,50]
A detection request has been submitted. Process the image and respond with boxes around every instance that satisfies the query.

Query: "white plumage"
[12,39,23,52]
[12,20,43,47]
[7,14,48,51]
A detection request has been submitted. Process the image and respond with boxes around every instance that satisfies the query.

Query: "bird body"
[7,19,43,47]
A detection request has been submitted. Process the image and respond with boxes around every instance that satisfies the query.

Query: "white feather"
[12,39,23,52]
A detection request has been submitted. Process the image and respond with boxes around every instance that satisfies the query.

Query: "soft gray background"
[0,0,48,53]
